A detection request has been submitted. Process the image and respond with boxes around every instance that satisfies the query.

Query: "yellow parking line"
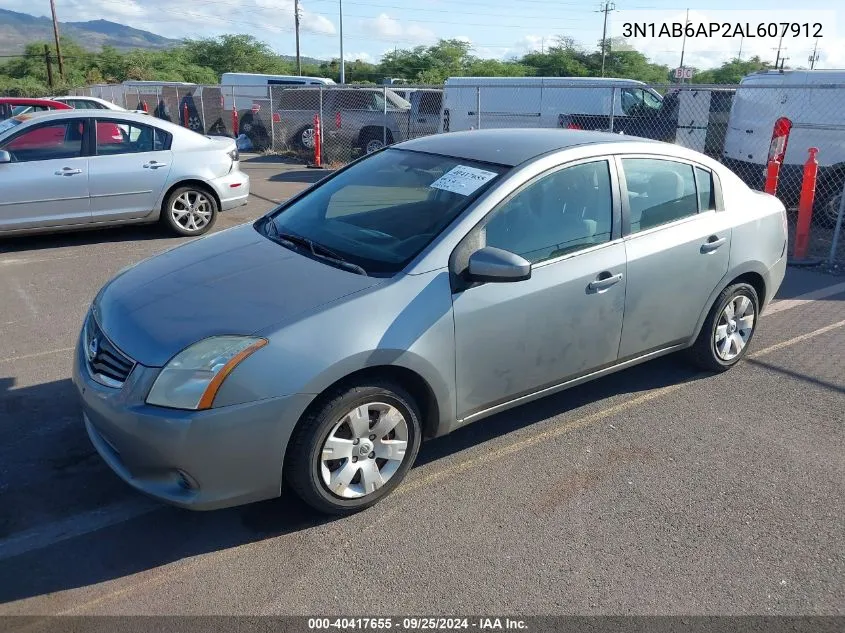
[5,319,845,624]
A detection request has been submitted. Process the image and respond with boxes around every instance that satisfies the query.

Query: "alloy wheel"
[170,191,213,233]
[319,402,409,499]
[714,294,756,361]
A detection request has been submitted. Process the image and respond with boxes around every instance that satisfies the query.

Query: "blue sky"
[10,0,843,70]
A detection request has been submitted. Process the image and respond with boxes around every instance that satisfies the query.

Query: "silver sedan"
[73,129,787,515]
[0,110,249,237]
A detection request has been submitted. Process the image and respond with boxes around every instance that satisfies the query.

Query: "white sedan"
[0,110,249,237]
[49,95,147,114]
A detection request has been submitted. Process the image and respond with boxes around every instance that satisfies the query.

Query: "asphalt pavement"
[0,156,843,618]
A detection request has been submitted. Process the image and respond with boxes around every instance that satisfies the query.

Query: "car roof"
[395,129,653,166]
[0,97,70,106]
[6,109,153,123]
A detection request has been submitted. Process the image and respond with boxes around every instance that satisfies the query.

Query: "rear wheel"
[685,283,759,372]
[285,380,422,515]
[161,185,218,237]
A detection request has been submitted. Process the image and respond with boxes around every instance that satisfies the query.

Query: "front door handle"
[701,235,727,253]
[588,272,623,292]
[143,161,168,169]
[54,167,82,176]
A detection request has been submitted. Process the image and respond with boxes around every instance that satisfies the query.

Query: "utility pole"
[596,2,615,77]
[44,45,54,89]
[808,38,820,70]
[678,8,690,83]
[339,0,345,84]
[774,34,785,69]
[737,36,743,62]
[49,0,64,81]
[294,0,302,75]
[541,37,545,54]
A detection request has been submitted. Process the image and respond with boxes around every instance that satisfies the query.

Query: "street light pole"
[339,0,345,84]
[294,0,302,76]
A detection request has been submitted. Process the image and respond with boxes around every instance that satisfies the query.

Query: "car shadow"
[268,169,334,184]
[0,353,707,605]
[0,224,178,255]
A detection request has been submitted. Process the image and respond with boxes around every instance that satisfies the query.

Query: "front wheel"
[285,381,422,515]
[685,282,759,372]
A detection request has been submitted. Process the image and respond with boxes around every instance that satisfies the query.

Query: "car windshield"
[11,105,33,116]
[261,148,508,276]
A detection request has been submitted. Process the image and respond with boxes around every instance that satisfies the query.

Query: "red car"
[0,97,73,121]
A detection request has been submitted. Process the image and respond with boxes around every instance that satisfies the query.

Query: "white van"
[221,73,335,113]
[440,76,664,135]
[722,70,845,221]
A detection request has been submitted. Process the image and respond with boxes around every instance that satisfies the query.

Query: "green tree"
[693,56,770,84]
[181,35,294,78]
[519,37,589,77]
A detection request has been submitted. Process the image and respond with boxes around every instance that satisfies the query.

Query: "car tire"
[360,129,391,154]
[161,185,218,237]
[686,282,759,372]
[240,114,270,151]
[293,125,316,151]
[285,380,422,516]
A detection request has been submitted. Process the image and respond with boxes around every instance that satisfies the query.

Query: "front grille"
[84,313,135,387]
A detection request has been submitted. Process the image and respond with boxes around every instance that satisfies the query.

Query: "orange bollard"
[232,107,239,137]
[182,103,189,128]
[764,159,781,195]
[141,101,148,113]
[792,147,819,261]
[313,114,322,167]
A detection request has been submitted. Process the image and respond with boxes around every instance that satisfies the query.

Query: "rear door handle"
[54,167,82,176]
[701,236,727,253]
[588,272,623,292]
[143,161,168,169]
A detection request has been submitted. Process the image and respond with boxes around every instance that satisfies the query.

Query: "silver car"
[73,129,787,515]
[0,110,249,237]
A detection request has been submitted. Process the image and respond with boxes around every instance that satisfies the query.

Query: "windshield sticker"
[429,165,498,196]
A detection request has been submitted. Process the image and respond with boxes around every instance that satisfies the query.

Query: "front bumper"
[72,328,312,510]
[213,168,251,211]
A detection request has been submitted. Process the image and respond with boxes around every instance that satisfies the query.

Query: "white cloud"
[363,13,435,45]
[346,51,373,62]
[302,13,336,36]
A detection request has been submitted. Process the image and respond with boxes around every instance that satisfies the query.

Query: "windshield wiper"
[269,225,368,276]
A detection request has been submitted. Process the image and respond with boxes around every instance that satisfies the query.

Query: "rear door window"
[95,120,168,154]
[622,158,698,232]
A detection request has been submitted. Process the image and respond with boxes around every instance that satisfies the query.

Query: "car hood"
[95,223,382,366]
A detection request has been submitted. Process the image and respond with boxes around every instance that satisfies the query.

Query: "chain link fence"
[73,80,845,266]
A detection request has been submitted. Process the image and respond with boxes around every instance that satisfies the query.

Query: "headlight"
[146,336,267,410]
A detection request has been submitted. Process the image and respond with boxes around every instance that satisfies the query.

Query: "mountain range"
[0,8,324,65]
[0,8,180,55]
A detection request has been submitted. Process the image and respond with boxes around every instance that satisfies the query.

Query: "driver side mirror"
[466,246,531,283]
[0,150,10,164]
